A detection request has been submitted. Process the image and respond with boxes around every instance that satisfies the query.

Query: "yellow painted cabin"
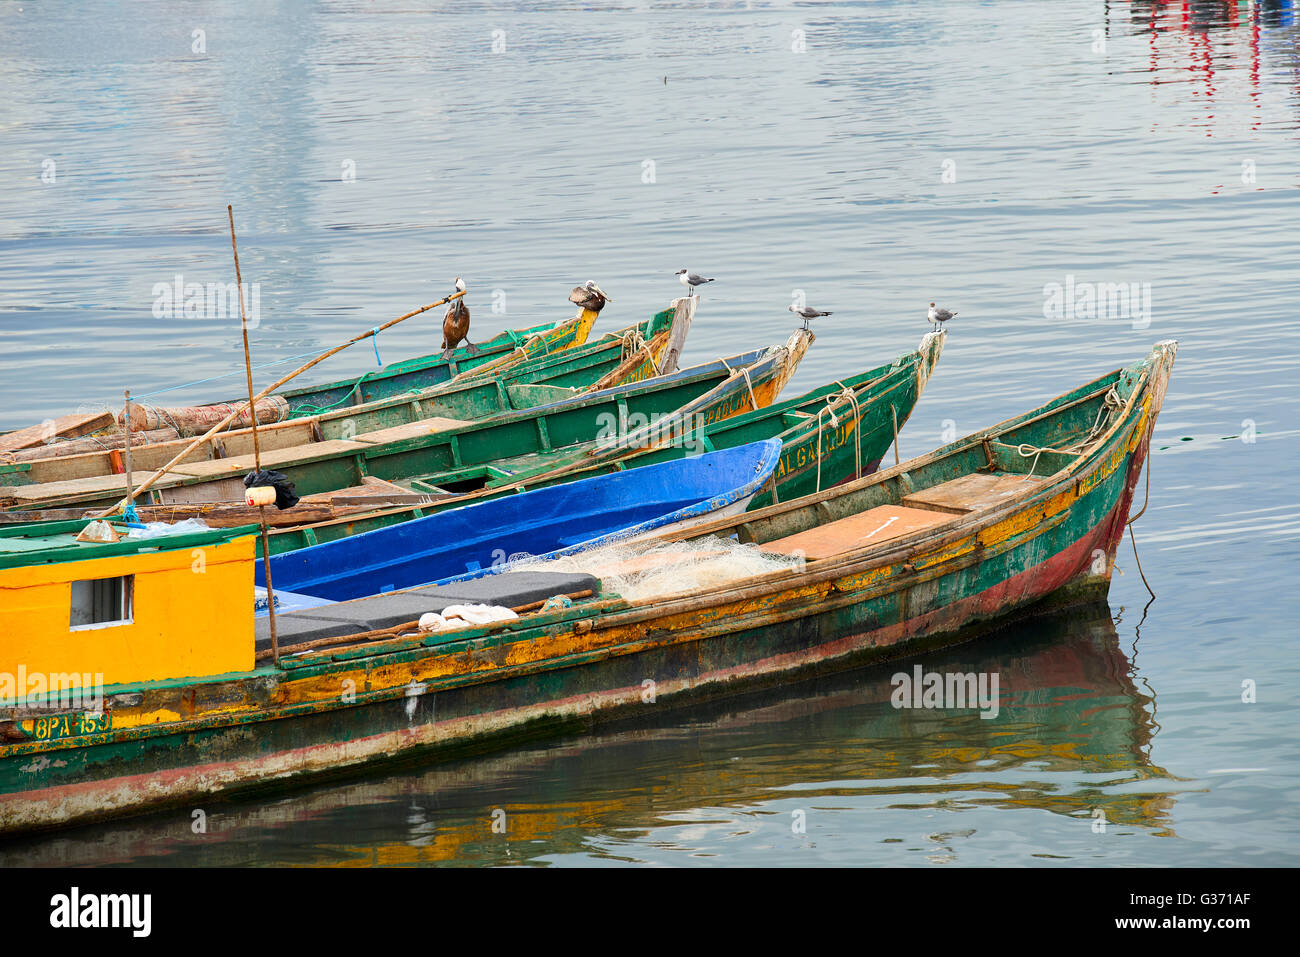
[0,520,256,689]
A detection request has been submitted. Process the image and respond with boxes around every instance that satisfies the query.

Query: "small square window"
[70,576,134,630]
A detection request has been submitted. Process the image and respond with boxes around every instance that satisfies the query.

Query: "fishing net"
[511,536,801,602]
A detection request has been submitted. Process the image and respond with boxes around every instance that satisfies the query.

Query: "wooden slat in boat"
[166,439,371,479]
[0,412,116,452]
[901,472,1043,515]
[759,504,954,560]
[1,428,180,463]
[2,471,166,507]
[347,418,473,445]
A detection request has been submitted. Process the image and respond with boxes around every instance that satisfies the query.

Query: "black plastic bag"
[243,469,300,510]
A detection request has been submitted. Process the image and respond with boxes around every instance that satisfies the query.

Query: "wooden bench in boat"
[345,417,473,445]
[759,504,954,560]
[901,471,1041,515]
[757,473,1045,560]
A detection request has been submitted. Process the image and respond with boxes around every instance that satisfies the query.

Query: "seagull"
[676,268,715,296]
[442,277,476,358]
[789,304,832,329]
[927,302,957,331]
[570,280,612,313]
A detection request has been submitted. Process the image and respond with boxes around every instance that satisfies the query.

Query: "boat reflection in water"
[1,602,1182,867]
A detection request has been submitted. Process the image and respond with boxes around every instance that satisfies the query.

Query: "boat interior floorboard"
[759,504,955,561]
[902,471,1043,515]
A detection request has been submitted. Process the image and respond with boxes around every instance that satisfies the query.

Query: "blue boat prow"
[260,438,782,604]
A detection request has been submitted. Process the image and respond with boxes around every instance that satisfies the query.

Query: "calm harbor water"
[1,1,1298,867]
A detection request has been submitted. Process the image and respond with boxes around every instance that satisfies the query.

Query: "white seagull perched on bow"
[927,302,957,330]
[789,303,832,329]
[675,268,715,295]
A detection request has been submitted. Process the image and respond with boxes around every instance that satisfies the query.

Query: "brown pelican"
[569,279,613,313]
[442,277,475,357]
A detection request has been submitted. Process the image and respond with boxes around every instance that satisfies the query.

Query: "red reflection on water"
[1124,1,1298,139]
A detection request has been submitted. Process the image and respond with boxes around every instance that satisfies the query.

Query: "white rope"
[720,357,758,411]
[620,328,643,360]
[617,329,661,377]
[814,383,864,491]
[1015,388,1123,479]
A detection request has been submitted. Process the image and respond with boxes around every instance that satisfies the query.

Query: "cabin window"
[69,575,134,630]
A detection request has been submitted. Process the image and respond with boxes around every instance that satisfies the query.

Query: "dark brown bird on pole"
[442,277,476,358]
[569,279,612,314]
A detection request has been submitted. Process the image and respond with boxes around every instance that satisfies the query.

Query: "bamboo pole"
[227,205,279,666]
[94,281,465,518]
[122,389,134,511]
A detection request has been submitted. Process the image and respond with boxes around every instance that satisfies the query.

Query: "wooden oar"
[94,278,466,518]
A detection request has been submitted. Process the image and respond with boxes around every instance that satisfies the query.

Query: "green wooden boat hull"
[0,341,1174,836]
[0,602,1160,864]
[0,305,681,496]
[4,335,803,514]
[263,331,945,554]
[271,314,592,415]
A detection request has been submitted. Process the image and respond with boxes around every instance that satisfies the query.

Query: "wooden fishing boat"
[0,299,689,485]
[26,330,941,549]
[260,439,783,603]
[0,329,811,514]
[246,330,943,554]
[0,306,600,460]
[0,602,1162,865]
[0,341,1174,835]
[135,307,599,432]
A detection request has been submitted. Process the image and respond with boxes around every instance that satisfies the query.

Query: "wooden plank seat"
[901,472,1042,515]
[758,504,954,561]
[167,439,370,478]
[0,411,116,452]
[2,470,167,505]
[348,417,473,445]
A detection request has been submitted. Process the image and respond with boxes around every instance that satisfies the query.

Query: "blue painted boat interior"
[259,438,782,604]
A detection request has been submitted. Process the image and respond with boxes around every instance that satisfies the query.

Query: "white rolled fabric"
[440,604,519,625]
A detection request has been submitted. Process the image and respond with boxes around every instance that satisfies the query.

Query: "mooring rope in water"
[1125,415,1157,600]
[128,348,337,401]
